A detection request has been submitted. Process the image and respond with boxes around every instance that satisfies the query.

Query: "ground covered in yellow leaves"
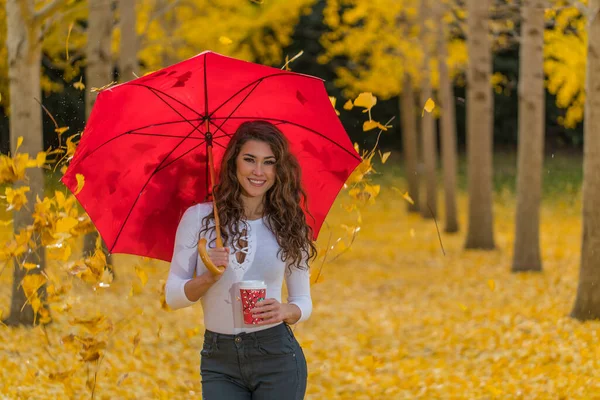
[1,175,598,399]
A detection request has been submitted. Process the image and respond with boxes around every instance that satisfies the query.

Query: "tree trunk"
[464,0,495,249]
[571,0,600,320]
[512,0,545,272]
[83,0,114,259]
[4,0,47,326]
[400,75,420,213]
[118,0,138,81]
[437,3,459,233]
[419,0,437,219]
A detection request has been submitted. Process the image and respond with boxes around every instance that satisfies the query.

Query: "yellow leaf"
[328,96,340,116]
[16,137,23,153]
[219,36,233,45]
[23,263,40,271]
[55,191,66,208]
[34,152,45,168]
[55,127,69,135]
[363,120,379,131]
[135,265,148,287]
[56,217,79,233]
[343,99,354,110]
[409,228,415,238]
[422,98,435,116]
[459,303,468,312]
[353,92,377,110]
[380,151,391,164]
[5,186,30,211]
[75,174,85,195]
[391,187,415,205]
[73,77,85,91]
[487,279,496,291]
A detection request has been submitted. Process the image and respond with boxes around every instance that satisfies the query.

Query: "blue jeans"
[200,323,308,399]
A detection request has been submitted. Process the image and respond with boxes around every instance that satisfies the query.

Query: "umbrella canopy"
[62,51,362,262]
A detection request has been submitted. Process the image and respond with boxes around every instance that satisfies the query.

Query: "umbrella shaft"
[207,136,223,248]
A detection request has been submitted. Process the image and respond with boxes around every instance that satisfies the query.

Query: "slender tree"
[512,0,546,272]
[4,0,68,326]
[118,0,138,81]
[401,75,420,213]
[571,0,600,320]
[464,0,495,249]
[437,0,459,233]
[420,0,438,219]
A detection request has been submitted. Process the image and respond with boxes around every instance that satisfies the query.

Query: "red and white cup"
[240,280,267,325]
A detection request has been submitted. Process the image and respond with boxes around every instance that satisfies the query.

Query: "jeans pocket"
[257,335,295,358]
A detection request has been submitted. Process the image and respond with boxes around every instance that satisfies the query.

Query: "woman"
[165,120,317,399]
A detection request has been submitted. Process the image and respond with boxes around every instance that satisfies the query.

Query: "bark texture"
[400,75,420,213]
[512,0,546,272]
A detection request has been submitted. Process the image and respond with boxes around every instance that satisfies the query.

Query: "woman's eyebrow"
[243,153,275,159]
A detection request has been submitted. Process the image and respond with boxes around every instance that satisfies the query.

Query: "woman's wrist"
[283,303,302,325]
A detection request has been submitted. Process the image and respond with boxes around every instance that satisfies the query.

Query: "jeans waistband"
[204,323,293,344]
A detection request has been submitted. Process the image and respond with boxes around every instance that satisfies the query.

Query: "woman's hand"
[207,246,229,269]
[251,298,301,325]
[198,247,229,283]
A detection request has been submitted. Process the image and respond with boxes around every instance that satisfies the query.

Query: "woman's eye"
[265,160,276,165]
[244,158,255,163]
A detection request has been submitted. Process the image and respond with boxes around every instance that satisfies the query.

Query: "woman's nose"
[253,164,264,176]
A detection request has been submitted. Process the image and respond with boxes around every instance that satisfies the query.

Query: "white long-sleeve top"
[165,202,312,334]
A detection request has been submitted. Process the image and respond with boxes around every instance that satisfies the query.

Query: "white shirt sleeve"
[165,205,200,310]
[285,261,312,324]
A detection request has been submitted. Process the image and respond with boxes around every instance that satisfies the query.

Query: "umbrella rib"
[109,120,205,253]
[129,83,204,121]
[208,120,232,138]
[128,132,206,140]
[207,72,314,118]
[212,79,263,136]
[210,116,362,162]
[155,139,207,173]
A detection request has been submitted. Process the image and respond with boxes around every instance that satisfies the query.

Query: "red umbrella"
[61,51,362,264]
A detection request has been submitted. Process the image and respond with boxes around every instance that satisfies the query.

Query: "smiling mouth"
[248,178,266,187]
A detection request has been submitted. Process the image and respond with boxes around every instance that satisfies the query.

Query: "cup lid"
[239,280,266,289]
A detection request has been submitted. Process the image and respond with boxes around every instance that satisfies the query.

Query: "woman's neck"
[240,194,265,220]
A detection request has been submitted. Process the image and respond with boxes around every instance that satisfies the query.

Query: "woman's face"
[235,140,277,200]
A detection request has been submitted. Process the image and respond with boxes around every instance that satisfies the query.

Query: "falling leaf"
[343,99,354,110]
[459,303,468,312]
[55,127,69,135]
[73,77,85,91]
[391,187,415,205]
[422,98,435,116]
[363,120,379,131]
[75,174,85,195]
[23,263,40,271]
[16,137,23,153]
[409,228,416,238]
[487,279,496,291]
[56,217,78,233]
[329,96,340,116]
[380,151,391,164]
[353,92,377,111]
[219,36,233,45]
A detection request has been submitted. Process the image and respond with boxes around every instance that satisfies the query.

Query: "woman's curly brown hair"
[200,120,317,272]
